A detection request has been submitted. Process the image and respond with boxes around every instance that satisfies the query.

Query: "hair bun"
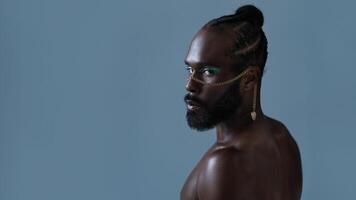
[235,5,264,27]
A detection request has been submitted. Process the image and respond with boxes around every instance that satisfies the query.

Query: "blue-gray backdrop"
[1,0,355,199]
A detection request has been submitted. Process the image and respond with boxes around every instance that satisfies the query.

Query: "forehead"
[185,28,235,68]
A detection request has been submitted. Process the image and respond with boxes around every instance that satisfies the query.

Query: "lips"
[186,99,201,110]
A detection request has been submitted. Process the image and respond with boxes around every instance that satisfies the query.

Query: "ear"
[240,67,261,92]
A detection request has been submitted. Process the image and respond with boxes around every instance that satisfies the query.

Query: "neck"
[215,99,264,144]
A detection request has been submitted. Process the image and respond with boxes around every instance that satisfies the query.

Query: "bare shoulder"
[265,116,301,151]
[265,116,303,199]
[199,147,248,183]
[265,116,299,138]
[201,146,249,174]
[196,146,262,200]
[195,117,303,200]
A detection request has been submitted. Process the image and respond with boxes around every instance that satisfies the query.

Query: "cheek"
[200,86,229,109]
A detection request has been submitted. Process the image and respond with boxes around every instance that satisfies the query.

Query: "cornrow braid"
[204,5,268,78]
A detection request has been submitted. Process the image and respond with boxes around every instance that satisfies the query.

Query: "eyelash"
[186,66,220,76]
[185,66,194,74]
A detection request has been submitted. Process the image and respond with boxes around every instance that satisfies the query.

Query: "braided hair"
[204,5,268,78]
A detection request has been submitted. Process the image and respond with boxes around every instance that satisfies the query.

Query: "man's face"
[184,28,243,131]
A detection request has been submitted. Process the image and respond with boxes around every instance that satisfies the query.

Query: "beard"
[184,82,241,131]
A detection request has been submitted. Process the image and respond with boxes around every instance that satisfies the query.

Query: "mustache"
[184,94,207,108]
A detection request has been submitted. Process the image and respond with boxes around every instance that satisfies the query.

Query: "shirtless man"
[181,5,302,200]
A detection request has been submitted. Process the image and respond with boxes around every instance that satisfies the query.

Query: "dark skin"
[181,28,302,200]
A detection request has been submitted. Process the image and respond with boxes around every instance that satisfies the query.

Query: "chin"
[186,109,218,131]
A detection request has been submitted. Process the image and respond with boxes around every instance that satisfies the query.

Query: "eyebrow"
[184,60,218,68]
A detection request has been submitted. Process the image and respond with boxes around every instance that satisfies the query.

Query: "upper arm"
[197,147,259,200]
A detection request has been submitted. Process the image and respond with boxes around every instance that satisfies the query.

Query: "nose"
[185,75,201,94]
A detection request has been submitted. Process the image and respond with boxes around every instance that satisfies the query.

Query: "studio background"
[1,0,355,199]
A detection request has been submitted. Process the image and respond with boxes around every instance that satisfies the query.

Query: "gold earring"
[251,84,257,121]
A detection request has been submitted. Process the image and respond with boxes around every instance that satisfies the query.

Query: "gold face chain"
[188,67,250,87]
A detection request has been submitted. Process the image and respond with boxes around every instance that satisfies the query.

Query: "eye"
[185,66,194,74]
[202,67,221,76]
